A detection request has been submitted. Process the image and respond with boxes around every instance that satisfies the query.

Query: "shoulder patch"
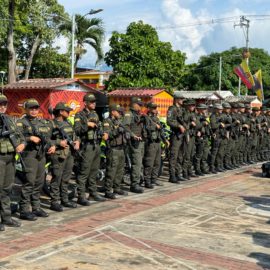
[124,113,130,116]
[103,123,110,127]
[16,122,23,127]
[74,118,81,122]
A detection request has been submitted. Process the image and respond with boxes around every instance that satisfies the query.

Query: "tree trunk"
[24,34,40,80]
[7,0,16,83]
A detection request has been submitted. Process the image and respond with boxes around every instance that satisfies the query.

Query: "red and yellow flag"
[234,59,255,89]
[253,69,263,101]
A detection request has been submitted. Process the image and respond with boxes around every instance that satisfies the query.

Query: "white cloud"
[159,0,214,63]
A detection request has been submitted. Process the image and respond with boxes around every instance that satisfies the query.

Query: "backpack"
[262,162,270,177]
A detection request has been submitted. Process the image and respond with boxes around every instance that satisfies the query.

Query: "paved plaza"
[0,164,270,270]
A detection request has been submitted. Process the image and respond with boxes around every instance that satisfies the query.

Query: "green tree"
[60,14,105,70]
[181,47,270,96]
[105,21,186,91]
[30,47,70,78]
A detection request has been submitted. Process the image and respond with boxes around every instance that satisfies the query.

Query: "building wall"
[109,91,173,117]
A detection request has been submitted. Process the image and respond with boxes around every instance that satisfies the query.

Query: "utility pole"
[218,56,222,94]
[234,16,250,96]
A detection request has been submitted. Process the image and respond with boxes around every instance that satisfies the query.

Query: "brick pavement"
[0,165,270,270]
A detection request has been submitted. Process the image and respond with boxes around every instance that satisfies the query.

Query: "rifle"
[0,114,27,172]
[55,122,85,161]
[27,119,51,159]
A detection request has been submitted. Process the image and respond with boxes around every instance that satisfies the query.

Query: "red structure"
[3,78,107,119]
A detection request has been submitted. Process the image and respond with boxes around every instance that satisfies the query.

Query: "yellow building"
[74,70,112,90]
[108,88,173,117]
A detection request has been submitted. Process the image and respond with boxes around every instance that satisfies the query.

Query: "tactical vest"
[109,118,125,147]
[52,119,74,158]
[145,113,160,142]
[0,116,20,154]
[129,109,145,138]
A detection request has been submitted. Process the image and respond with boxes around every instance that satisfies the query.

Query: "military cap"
[109,104,124,112]
[173,91,185,99]
[183,99,196,106]
[252,107,260,111]
[0,94,8,103]
[196,103,208,109]
[230,103,238,109]
[24,98,40,109]
[83,93,96,102]
[222,102,231,109]
[131,97,144,106]
[245,104,251,109]
[238,103,245,108]
[146,102,158,109]
[213,103,223,110]
[54,102,72,112]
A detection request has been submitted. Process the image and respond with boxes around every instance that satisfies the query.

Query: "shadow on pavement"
[241,195,270,212]
[244,232,270,269]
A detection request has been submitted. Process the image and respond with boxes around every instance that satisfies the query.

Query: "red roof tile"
[108,88,166,97]
[3,78,86,90]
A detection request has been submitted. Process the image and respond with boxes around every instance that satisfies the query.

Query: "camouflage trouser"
[20,152,46,212]
[0,153,15,221]
[194,137,209,173]
[182,136,195,175]
[209,137,221,170]
[104,147,125,193]
[168,134,184,180]
[77,143,100,198]
[50,152,74,204]
[216,137,227,169]
[143,141,161,184]
[128,141,145,188]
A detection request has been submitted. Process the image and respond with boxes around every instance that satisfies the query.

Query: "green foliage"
[30,47,70,78]
[180,47,270,97]
[105,21,186,91]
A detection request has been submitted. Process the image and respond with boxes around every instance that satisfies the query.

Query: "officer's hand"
[179,125,185,133]
[133,135,142,141]
[191,121,196,127]
[118,126,124,133]
[220,123,225,128]
[60,140,68,148]
[73,140,80,150]
[88,121,97,128]
[203,121,208,126]
[30,136,41,144]
[16,143,25,153]
[197,131,201,137]
[156,124,161,129]
[47,145,56,154]
[243,124,249,129]
[103,133,109,141]
[165,140,170,148]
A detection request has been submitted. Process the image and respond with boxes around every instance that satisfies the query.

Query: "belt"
[0,152,14,155]
[111,145,124,150]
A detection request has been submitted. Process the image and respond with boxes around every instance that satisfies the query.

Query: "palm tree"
[61,14,105,70]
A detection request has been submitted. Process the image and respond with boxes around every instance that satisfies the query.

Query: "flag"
[253,69,263,101]
[234,59,255,89]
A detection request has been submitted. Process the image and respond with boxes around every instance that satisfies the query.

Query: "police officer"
[49,102,80,211]
[0,95,25,231]
[16,99,56,221]
[194,103,210,175]
[221,102,232,170]
[167,92,186,183]
[182,99,198,179]
[122,97,145,193]
[209,103,224,173]
[143,102,169,188]
[103,104,128,199]
[74,93,106,205]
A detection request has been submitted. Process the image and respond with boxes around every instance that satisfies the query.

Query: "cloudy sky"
[57,0,270,68]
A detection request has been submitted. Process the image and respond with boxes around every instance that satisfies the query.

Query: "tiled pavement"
[1,164,270,270]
